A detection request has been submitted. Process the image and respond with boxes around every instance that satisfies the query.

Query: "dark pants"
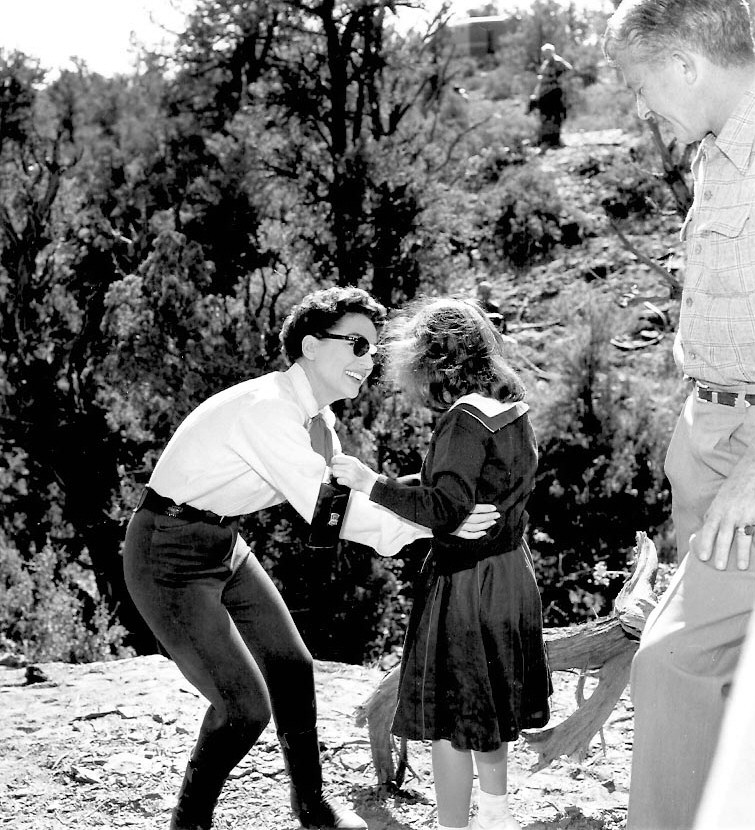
[537,88,565,148]
[123,508,317,767]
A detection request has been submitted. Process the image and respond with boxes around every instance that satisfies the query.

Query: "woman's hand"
[452,504,500,539]
[331,453,380,495]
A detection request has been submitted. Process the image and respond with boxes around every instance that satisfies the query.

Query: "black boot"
[170,759,224,830]
[278,728,367,829]
[171,709,262,830]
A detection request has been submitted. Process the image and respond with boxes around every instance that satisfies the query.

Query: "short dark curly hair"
[381,296,525,411]
[279,286,387,364]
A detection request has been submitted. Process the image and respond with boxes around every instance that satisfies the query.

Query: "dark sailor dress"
[369,396,551,752]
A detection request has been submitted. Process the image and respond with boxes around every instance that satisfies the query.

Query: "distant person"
[603,1,755,828]
[332,297,551,830]
[122,286,500,830]
[477,280,507,333]
[529,43,572,148]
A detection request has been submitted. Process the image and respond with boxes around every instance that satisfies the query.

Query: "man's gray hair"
[603,0,755,67]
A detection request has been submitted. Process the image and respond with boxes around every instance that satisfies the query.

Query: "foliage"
[477,164,581,268]
[526,286,682,623]
[572,138,681,222]
[0,531,133,662]
[566,71,640,135]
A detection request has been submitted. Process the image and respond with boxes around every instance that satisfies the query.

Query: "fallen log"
[355,531,659,785]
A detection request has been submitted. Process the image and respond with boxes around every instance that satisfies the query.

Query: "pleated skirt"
[391,540,552,752]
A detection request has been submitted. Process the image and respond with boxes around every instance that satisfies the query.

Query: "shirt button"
[689,352,697,360]
[694,244,702,254]
[685,297,693,306]
[703,190,712,200]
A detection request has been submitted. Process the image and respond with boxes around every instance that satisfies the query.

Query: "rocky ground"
[0,654,632,830]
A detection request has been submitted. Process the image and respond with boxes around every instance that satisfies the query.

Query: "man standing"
[603,2,755,828]
[530,43,572,148]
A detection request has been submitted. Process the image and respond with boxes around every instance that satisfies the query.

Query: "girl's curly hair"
[381,296,525,411]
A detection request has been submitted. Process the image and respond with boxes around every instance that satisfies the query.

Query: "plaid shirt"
[680,86,755,387]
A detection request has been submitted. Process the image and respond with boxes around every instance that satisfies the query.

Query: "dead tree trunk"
[355,531,659,786]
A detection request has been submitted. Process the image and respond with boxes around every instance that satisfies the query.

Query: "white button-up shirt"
[149,362,429,557]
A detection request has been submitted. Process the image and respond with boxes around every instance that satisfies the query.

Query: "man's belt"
[137,487,239,526]
[696,385,755,408]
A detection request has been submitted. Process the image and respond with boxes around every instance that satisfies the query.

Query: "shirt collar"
[711,84,755,174]
[286,362,336,427]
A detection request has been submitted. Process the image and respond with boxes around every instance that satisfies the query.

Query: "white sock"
[476,791,515,828]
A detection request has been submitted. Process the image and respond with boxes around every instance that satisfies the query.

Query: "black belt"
[137,487,240,526]
[696,386,755,408]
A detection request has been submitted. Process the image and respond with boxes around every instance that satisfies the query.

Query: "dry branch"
[355,531,659,784]
[609,218,682,298]
[646,118,694,219]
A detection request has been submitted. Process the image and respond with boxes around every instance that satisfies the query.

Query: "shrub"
[566,74,642,136]
[569,139,681,222]
[0,533,133,663]
[478,166,568,267]
[525,287,679,623]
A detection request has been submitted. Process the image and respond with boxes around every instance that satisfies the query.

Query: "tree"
[165,1,466,305]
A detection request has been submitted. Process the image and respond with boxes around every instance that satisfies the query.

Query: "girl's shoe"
[469,815,521,830]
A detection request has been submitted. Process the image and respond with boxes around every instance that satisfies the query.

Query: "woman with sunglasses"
[123,286,500,830]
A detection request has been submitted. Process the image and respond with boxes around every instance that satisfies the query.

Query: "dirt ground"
[0,653,631,830]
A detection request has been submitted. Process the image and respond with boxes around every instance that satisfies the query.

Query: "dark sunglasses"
[316,333,377,357]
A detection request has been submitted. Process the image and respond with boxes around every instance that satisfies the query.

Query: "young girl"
[331,297,551,830]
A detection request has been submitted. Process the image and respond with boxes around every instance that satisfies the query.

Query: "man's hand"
[696,452,755,570]
[452,503,500,539]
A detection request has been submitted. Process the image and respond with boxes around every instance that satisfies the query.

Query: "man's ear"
[671,49,699,84]
[301,334,319,360]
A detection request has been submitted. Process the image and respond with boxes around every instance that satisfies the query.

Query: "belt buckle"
[723,390,751,408]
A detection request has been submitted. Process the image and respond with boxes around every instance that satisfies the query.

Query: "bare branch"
[609,217,682,298]
[645,118,693,219]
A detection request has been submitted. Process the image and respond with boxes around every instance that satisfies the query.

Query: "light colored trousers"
[693,606,755,829]
[627,392,755,830]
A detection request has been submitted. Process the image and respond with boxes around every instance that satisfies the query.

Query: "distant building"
[445,15,518,59]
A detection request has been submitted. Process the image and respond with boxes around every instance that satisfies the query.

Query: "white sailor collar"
[449,393,529,432]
